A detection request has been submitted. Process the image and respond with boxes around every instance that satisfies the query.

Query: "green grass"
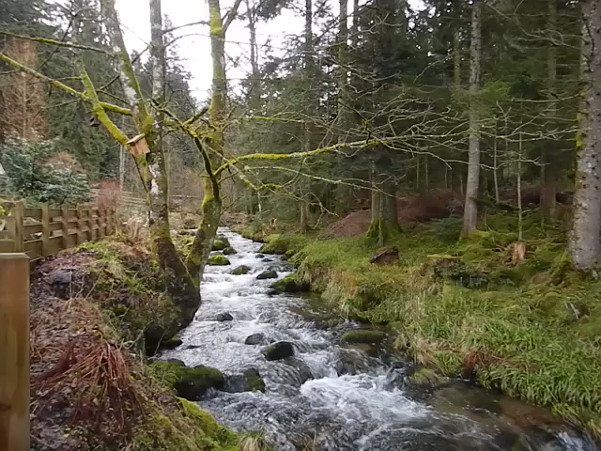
[269,211,601,437]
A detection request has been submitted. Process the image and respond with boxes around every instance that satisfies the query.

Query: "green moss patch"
[342,330,387,344]
[149,360,225,401]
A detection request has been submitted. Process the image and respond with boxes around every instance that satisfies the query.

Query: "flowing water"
[162,228,598,451]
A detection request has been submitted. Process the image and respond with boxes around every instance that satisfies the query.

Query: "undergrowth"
[273,210,601,437]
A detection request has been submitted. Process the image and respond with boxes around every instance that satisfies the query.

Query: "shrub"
[0,137,92,206]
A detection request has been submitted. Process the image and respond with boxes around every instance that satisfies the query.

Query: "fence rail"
[0,202,116,261]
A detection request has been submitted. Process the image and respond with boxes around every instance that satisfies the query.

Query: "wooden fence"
[0,202,116,261]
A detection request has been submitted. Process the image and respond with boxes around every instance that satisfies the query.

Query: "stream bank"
[160,228,597,450]
[248,212,601,441]
[29,238,239,450]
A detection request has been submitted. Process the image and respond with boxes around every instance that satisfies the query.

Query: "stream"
[162,228,598,451]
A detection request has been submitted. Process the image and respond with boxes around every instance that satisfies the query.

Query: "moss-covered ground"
[263,211,601,437]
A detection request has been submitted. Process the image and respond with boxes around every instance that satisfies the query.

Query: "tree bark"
[462,0,482,236]
[541,0,557,221]
[298,0,313,230]
[100,0,200,325]
[569,0,601,270]
[185,0,230,280]
[367,157,399,245]
[246,0,261,110]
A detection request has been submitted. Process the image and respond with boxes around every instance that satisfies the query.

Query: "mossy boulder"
[225,369,266,393]
[160,337,183,350]
[262,341,294,361]
[149,360,225,401]
[269,274,309,293]
[342,330,387,344]
[222,246,237,255]
[211,237,230,251]
[231,265,250,275]
[406,367,448,388]
[256,270,278,280]
[208,255,231,266]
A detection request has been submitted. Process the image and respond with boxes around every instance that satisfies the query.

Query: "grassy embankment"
[31,237,261,451]
[250,212,601,437]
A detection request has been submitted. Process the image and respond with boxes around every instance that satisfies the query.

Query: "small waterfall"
[161,228,598,451]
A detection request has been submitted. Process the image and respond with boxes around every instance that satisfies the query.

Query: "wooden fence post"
[61,207,69,250]
[76,206,84,245]
[0,253,30,451]
[12,201,24,253]
[41,204,49,257]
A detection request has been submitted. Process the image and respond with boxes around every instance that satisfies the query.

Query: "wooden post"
[76,206,84,245]
[41,204,49,257]
[12,202,24,253]
[0,253,30,451]
[61,207,69,250]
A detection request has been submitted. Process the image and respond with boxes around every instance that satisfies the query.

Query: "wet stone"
[256,270,278,280]
[262,341,294,360]
[245,333,266,345]
[231,265,251,275]
[214,312,234,322]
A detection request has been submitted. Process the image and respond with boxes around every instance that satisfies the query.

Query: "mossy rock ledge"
[269,274,309,293]
[208,255,231,266]
[150,360,225,401]
[342,330,387,344]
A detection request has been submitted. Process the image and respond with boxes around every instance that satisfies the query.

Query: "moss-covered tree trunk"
[569,0,601,270]
[367,158,399,246]
[462,0,482,236]
[100,0,200,325]
[185,0,229,281]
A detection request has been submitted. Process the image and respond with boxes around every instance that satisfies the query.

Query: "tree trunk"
[569,0,601,270]
[367,158,399,246]
[186,0,229,280]
[246,0,261,110]
[100,0,200,324]
[367,172,398,247]
[453,28,461,89]
[462,0,482,236]
[298,0,313,229]
[541,0,557,221]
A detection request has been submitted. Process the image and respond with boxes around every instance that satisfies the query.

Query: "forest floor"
[29,237,240,451]
[247,209,601,439]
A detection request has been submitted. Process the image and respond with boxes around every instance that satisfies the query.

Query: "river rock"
[211,237,230,251]
[160,337,183,350]
[256,254,265,259]
[284,357,313,385]
[256,270,278,280]
[223,246,237,255]
[149,360,225,400]
[225,368,266,393]
[405,367,449,388]
[208,255,230,266]
[231,265,250,275]
[262,257,273,262]
[270,274,309,294]
[262,341,294,360]
[214,312,234,321]
[245,333,266,345]
[342,329,387,344]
